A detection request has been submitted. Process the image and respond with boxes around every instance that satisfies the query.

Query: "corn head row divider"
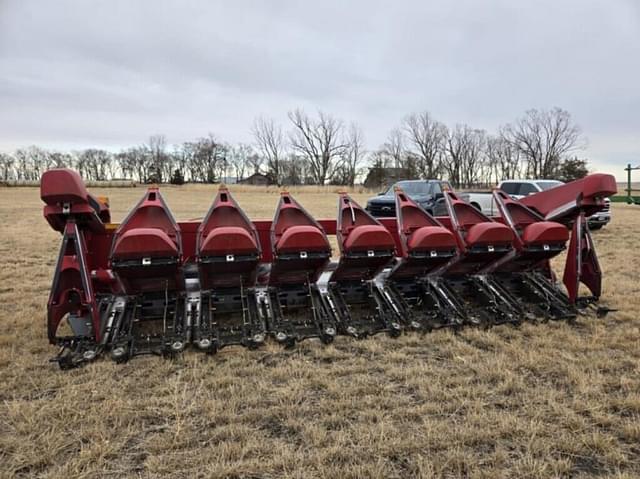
[41,169,617,369]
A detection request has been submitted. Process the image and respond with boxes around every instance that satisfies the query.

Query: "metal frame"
[625,163,640,205]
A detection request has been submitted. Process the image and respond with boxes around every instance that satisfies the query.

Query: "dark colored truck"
[365,180,452,217]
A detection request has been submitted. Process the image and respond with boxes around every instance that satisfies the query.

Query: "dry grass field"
[0,185,639,479]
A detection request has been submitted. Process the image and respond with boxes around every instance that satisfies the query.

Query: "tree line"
[0,107,589,187]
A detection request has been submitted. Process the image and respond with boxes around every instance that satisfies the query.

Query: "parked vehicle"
[365,180,452,217]
[460,179,612,229]
[586,197,611,229]
[458,190,498,216]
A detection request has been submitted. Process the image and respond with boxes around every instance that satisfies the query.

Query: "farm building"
[237,173,273,185]
[364,167,411,189]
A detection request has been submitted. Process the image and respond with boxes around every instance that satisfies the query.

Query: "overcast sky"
[0,0,638,179]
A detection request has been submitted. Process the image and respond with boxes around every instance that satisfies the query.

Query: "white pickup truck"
[460,179,612,230]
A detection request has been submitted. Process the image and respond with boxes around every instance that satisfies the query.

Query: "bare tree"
[13,149,28,180]
[22,146,49,180]
[228,143,254,181]
[124,146,151,183]
[180,142,198,182]
[147,135,168,183]
[1,105,586,187]
[45,151,75,173]
[288,109,347,185]
[77,149,112,181]
[116,150,134,180]
[190,134,224,183]
[442,125,461,187]
[215,144,231,182]
[463,128,488,187]
[337,123,365,186]
[383,128,405,169]
[169,144,189,182]
[280,153,307,185]
[403,111,447,179]
[246,152,262,175]
[486,134,522,182]
[379,127,421,177]
[443,125,487,188]
[0,153,14,181]
[502,108,582,178]
[23,148,56,174]
[369,149,392,169]
[252,116,285,185]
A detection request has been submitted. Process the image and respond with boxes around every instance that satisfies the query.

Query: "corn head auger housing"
[41,169,617,368]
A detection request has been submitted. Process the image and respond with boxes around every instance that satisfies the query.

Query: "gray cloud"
[1,0,639,178]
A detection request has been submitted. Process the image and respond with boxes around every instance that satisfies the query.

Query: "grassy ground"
[0,185,639,479]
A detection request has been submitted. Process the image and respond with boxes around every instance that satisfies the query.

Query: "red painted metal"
[389,189,458,279]
[490,190,569,273]
[520,222,569,246]
[115,228,179,259]
[269,192,331,284]
[520,173,617,222]
[110,188,183,295]
[563,213,602,302]
[331,193,397,281]
[271,193,327,247]
[196,187,261,289]
[111,188,181,256]
[41,168,109,232]
[444,191,514,252]
[442,191,514,275]
[81,218,394,270]
[47,222,101,343]
[41,169,617,308]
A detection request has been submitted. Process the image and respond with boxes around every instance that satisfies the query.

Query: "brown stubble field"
[0,185,639,479]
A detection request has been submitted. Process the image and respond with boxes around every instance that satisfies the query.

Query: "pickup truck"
[460,179,612,229]
[365,179,452,217]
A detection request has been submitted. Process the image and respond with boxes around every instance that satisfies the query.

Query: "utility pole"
[624,163,640,204]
